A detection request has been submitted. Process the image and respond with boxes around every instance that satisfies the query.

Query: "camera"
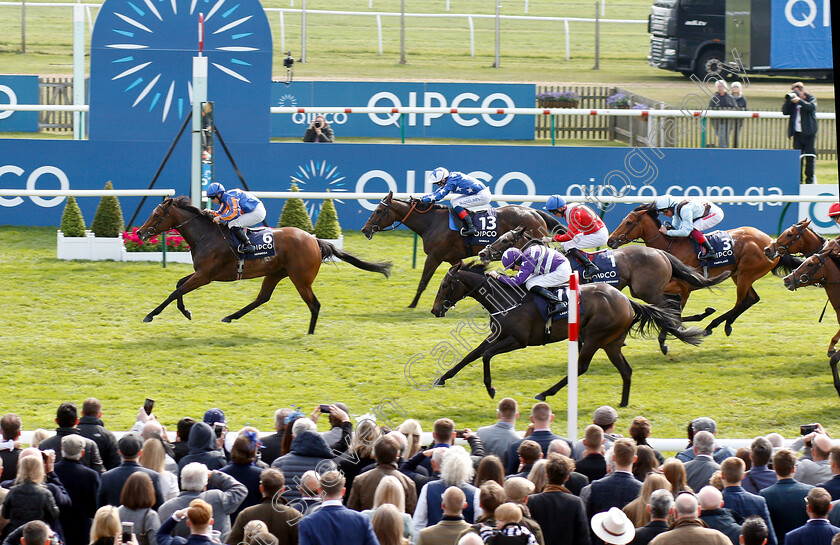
[283,51,295,69]
[143,398,155,416]
[800,423,818,435]
[213,422,225,438]
[319,404,331,413]
[122,522,134,544]
[314,120,322,129]
[786,92,798,100]
[41,449,54,463]
[454,429,466,438]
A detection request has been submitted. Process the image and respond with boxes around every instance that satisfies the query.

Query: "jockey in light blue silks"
[488,245,572,317]
[420,167,491,236]
[654,195,724,260]
[206,182,266,253]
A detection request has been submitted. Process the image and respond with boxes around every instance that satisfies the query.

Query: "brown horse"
[477,225,729,354]
[137,196,392,333]
[765,219,830,259]
[430,262,705,406]
[607,203,801,337]
[361,192,561,308]
[783,238,840,397]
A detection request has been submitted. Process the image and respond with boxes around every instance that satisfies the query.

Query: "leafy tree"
[314,195,342,239]
[278,182,314,233]
[90,181,125,238]
[60,196,87,237]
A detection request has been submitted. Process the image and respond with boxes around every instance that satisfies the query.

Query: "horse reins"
[371,198,435,233]
[438,270,491,308]
[772,223,824,257]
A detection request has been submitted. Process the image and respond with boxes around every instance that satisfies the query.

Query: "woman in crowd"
[140,438,179,501]
[661,458,692,496]
[118,473,160,545]
[220,431,264,521]
[475,455,505,488]
[90,505,139,545]
[527,459,547,494]
[628,417,665,465]
[340,419,381,502]
[398,420,423,459]
[1,456,58,538]
[361,475,414,542]
[632,446,660,482]
[622,473,670,527]
[372,504,409,545]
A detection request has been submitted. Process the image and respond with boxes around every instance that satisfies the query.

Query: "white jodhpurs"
[560,226,609,252]
[228,202,266,228]
[451,188,492,209]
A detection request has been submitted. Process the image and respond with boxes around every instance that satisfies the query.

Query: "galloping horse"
[608,203,801,337]
[430,262,705,406]
[478,225,730,353]
[361,192,561,308]
[765,219,830,259]
[137,196,392,333]
[783,238,840,397]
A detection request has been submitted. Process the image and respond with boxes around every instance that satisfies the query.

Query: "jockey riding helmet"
[544,195,566,212]
[654,195,677,212]
[206,182,225,198]
[829,202,840,218]
[428,167,450,185]
[501,248,523,270]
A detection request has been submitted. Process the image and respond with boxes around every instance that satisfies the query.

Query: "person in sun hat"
[591,507,635,545]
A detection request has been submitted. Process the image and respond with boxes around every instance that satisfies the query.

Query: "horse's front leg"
[175,274,195,320]
[827,327,840,357]
[480,336,524,399]
[434,338,492,386]
[144,273,209,322]
[409,255,444,309]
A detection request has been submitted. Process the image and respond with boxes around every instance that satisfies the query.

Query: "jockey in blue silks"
[654,195,724,260]
[420,167,491,236]
[206,182,266,253]
[488,245,572,317]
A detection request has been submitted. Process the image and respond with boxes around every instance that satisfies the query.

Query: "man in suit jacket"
[226,468,300,545]
[299,470,379,545]
[506,440,542,480]
[744,437,777,495]
[816,447,840,501]
[76,398,121,471]
[571,406,621,461]
[259,409,290,466]
[698,486,741,545]
[476,397,520,468]
[761,449,815,545]
[649,493,730,545]
[347,435,417,513]
[782,82,819,184]
[784,488,840,545]
[576,425,608,483]
[54,435,100,545]
[721,458,777,545]
[676,418,736,465]
[547,440,589,496]
[505,403,572,475]
[685,431,722,493]
[796,434,834,486]
[98,433,165,509]
[38,402,105,474]
[415,486,471,545]
[527,454,589,545]
[628,489,673,545]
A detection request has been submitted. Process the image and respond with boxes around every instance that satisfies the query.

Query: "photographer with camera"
[303,115,334,143]
[782,82,818,184]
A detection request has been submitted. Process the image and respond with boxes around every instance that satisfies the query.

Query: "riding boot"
[460,214,478,237]
[569,248,599,280]
[231,226,255,253]
[699,240,715,260]
[530,286,568,317]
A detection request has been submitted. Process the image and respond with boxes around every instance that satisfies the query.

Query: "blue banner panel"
[271,82,536,140]
[770,0,833,69]
[0,76,39,133]
[0,141,798,237]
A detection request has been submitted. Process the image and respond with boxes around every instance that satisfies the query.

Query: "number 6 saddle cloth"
[228,226,277,259]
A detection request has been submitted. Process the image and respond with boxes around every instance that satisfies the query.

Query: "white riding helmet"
[428,167,450,184]
[654,195,678,211]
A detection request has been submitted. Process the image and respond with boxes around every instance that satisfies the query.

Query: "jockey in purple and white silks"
[488,245,572,316]
[420,167,491,236]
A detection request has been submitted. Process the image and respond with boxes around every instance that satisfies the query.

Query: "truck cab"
[648,0,726,78]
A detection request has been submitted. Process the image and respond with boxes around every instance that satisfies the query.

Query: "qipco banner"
[0,76,39,133]
[770,0,833,69]
[271,82,536,140]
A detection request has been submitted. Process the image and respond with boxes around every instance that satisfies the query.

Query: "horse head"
[431,261,465,317]
[784,251,829,291]
[137,197,175,241]
[361,191,394,240]
[478,225,527,263]
[765,219,812,259]
[608,205,656,249]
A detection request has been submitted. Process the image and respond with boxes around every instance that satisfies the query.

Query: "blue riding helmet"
[544,195,566,212]
[501,248,523,270]
[206,182,225,197]
[428,167,449,184]
[654,195,677,211]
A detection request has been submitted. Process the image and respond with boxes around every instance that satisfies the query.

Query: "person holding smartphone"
[782,82,818,184]
[302,115,335,143]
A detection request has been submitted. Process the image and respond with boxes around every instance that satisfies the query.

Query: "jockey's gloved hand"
[540,236,554,244]
[663,221,673,230]
[420,196,433,203]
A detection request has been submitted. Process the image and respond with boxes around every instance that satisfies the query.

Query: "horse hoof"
[183,311,192,321]
[828,349,836,358]
[534,393,546,401]
[660,344,669,356]
[704,328,713,337]
[221,317,232,323]
[433,378,446,387]
[705,307,715,315]
[487,387,496,399]
[142,315,153,323]
[724,325,732,336]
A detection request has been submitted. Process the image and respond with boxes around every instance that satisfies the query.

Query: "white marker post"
[567,271,580,443]
[191,13,208,208]
[73,4,85,140]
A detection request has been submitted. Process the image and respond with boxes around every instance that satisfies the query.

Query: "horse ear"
[453,261,463,273]
[386,191,394,201]
[803,218,811,227]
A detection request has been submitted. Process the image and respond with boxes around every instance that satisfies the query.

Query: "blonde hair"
[397,419,423,458]
[140,438,166,473]
[29,429,50,449]
[16,455,45,485]
[495,503,523,524]
[527,459,547,493]
[623,473,670,527]
[662,458,692,495]
[371,504,408,545]
[90,506,121,543]
[373,475,406,512]
[243,520,268,544]
[351,419,381,459]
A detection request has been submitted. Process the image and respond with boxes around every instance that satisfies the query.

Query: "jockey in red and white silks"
[542,195,607,280]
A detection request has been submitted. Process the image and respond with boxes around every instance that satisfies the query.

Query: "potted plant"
[89,181,126,261]
[122,227,193,264]
[278,182,314,233]
[314,194,343,252]
[537,90,581,109]
[606,92,631,109]
[57,195,92,260]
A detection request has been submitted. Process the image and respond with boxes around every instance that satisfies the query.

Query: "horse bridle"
[484,229,524,261]
[368,197,435,233]
[792,252,840,287]
[613,209,667,246]
[772,222,822,257]
[437,270,490,309]
[144,200,200,236]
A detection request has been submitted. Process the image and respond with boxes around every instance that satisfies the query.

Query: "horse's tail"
[772,253,804,277]
[535,210,567,235]
[629,300,705,346]
[664,252,731,288]
[317,239,393,278]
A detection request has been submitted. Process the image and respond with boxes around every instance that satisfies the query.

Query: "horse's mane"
[461,261,491,275]
[633,202,661,228]
[172,196,213,219]
[393,197,448,211]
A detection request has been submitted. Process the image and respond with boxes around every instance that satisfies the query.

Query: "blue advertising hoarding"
[770,0,833,69]
[271,82,536,140]
[0,76,39,133]
[0,140,799,236]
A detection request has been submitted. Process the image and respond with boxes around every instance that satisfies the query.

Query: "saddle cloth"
[532,287,572,322]
[229,227,276,260]
[448,208,499,246]
[690,230,735,267]
[568,249,621,286]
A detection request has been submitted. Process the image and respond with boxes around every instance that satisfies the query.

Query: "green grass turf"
[1,226,838,440]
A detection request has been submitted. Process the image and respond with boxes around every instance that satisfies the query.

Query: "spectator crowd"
[1,397,840,545]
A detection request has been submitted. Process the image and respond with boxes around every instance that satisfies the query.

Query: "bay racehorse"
[477,225,730,354]
[361,192,562,308]
[783,237,840,397]
[137,196,392,333]
[765,219,830,259]
[607,203,801,337]
[430,261,706,406]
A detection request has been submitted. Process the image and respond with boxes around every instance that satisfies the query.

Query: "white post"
[525,0,529,14]
[301,0,307,63]
[494,0,500,68]
[564,19,570,61]
[73,4,85,140]
[279,11,285,53]
[468,16,474,57]
[85,5,93,32]
[567,271,579,443]
[602,0,605,16]
[376,14,382,55]
[191,24,208,208]
[399,0,405,64]
[446,0,450,10]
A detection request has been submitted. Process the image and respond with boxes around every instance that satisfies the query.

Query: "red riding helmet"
[829,202,840,219]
